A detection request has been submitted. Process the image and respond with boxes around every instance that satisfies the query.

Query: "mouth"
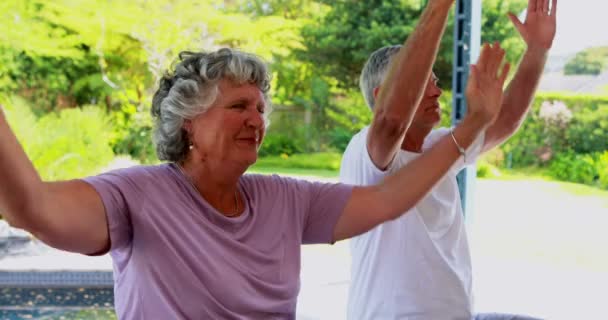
[424,101,441,111]
[237,132,261,146]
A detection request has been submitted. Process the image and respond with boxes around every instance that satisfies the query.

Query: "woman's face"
[188,79,267,169]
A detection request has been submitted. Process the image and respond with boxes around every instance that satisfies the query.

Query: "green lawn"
[248,166,339,178]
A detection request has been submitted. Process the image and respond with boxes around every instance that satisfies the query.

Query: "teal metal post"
[452,0,481,218]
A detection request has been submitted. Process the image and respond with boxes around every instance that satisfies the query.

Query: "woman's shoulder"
[90,163,178,187]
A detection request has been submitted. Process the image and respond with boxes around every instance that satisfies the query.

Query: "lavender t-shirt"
[84,163,352,319]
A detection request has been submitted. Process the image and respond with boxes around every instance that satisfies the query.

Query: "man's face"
[411,73,443,129]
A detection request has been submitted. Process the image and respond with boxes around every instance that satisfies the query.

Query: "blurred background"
[0,0,607,319]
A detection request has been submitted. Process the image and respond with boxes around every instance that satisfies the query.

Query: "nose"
[428,81,442,98]
[245,108,265,129]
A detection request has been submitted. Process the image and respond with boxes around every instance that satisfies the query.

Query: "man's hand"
[508,0,557,51]
[465,43,510,127]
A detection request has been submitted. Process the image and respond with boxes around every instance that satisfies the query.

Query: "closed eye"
[230,103,246,110]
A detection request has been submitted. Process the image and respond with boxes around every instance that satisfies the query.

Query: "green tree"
[227,0,326,19]
[564,47,608,76]
[297,0,527,90]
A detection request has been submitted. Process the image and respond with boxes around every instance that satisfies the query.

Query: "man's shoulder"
[340,125,389,184]
[343,126,371,154]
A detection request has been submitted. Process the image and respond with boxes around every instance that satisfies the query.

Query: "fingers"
[468,64,480,90]
[475,42,508,83]
[528,0,536,13]
[486,42,506,78]
[542,0,550,13]
[476,43,491,72]
[498,63,511,86]
[551,0,557,17]
[535,0,543,13]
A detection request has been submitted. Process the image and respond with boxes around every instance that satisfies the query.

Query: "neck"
[401,124,433,153]
[179,158,244,217]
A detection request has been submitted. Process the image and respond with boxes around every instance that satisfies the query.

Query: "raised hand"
[465,43,511,127]
[508,0,557,51]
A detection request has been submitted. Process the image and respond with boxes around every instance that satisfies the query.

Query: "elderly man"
[340,0,557,319]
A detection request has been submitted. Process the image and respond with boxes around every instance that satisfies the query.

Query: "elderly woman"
[0,46,506,318]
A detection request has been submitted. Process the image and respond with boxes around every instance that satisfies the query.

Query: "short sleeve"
[339,126,393,186]
[82,167,146,253]
[301,181,353,244]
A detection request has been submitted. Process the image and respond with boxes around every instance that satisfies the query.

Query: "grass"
[248,166,339,178]
[487,166,554,181]
[252,152,342,175]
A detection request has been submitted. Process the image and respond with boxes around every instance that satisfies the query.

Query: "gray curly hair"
[359,45,402,110]
[151,48,272,162]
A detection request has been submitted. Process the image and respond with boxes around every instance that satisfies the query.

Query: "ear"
[183,119,193,133]
[183,119,194,141]
[373,86,381,99]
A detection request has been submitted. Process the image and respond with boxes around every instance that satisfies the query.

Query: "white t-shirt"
[340,126,485,320]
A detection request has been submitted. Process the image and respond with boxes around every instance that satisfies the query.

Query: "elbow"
[374,112,409,140]
[3,192,51,237]
[4,205,45,237]
[2,200,33,231]
[3,214,28,231]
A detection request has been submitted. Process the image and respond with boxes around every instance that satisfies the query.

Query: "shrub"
[501,94,608,167]
[548,152,598,185]
[108,90,157,164]
[566,105,608,154]
[259,132,305,157]
[597,151,608,189]
[327,127,354,152]
[4,96,115,180]
[480,147,505,167]
[476,160,501,178]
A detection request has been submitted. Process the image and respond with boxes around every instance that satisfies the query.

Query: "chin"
[244,152,259,166]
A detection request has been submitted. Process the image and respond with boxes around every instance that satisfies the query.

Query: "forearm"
[375,0,453,121]
[502,47,547,125]
[485,47,548,149]
[0,110,46,229]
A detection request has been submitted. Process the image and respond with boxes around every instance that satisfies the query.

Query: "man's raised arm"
[368,0,455,170]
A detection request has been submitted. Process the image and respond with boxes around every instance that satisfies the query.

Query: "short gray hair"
[151,48,272,162]
[359,45,402,110]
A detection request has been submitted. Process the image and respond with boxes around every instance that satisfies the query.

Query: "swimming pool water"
[0,287,115,320]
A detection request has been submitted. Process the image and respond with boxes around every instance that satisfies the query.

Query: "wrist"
[462,110,491,130]
[525,44,550,58]
[458,112,489,138]
[451,118,483,152]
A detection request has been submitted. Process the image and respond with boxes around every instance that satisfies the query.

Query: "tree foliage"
[298,0,527,89]
[564,46,608,76]
[0,0,541,160]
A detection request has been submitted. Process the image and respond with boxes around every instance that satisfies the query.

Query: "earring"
[188,143,194,150]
